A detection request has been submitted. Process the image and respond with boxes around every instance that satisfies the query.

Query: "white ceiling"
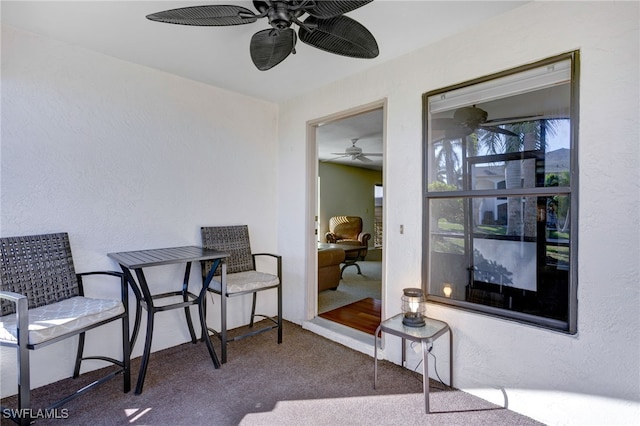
[1,1,527,103]
[1,0,528,170]
[317,107,384,170]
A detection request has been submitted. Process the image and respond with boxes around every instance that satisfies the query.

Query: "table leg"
[135,307,155,394]
[121,267,142,350]
[401,337,406,367]
[340,261,361,278]
[181,262,197,344]
[422,340,430,413]
[198,294,220,368]
[200,259,222,368]
[134,267,156,395]
[449,328,453,389]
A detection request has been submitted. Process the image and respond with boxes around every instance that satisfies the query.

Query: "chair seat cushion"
[0,296,124,345]
[210,271,279,294]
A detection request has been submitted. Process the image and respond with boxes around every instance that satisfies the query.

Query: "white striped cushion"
[210,271,279,294]
[0,296,124,345]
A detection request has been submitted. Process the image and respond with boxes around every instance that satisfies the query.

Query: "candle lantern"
[401,287,426,327]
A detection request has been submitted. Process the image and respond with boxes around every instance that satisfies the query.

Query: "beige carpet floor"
[318,260,381,313]
[1,320,543,426]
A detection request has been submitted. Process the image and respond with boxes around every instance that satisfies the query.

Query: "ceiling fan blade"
[299,16,379,59]
[431,118,457,131]
[253,1,270,14]
[433,116,472,139]
[250,28,297,71]
[481,126,519,137]
[306,0,373,19]
[322,155,349,162]
[445,126,474,140]
[146,5,257,26]
[482,115,546,126]
[356,155,373,162]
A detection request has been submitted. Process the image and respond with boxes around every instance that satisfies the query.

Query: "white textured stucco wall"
[1,25,279,395]
[278,2,639,425]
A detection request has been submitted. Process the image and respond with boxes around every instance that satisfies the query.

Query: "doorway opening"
[311,102,385,337]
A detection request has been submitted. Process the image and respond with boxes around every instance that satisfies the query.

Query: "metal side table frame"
[374,313,453,413]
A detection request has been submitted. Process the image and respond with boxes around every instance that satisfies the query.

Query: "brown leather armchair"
[325,216,371,260]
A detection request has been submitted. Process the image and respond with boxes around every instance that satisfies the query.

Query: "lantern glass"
[401,287,426,327]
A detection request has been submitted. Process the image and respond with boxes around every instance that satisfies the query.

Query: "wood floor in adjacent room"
[317,260,382,334]
[318,297,381,335]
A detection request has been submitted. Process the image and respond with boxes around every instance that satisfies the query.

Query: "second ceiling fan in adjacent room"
[329,138,382,163]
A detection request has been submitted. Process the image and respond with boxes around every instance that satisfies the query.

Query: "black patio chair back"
[1,233,80,315]
[0,232,130,425]
[200,225,282,364]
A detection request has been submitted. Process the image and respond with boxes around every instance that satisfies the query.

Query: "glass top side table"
[374,313,453,413]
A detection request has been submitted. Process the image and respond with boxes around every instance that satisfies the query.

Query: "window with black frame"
[422,52,579,333]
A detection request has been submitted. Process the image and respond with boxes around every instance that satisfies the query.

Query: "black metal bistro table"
[108,246,229,394]
[374,314,453,413]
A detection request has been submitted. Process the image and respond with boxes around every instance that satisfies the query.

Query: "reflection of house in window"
[473,165,505,225]
[474,149,569,226]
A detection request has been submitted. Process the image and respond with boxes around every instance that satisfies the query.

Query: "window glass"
[429,197,465,254]
[423,53,578,332]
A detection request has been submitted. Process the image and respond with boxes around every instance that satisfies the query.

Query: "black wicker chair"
[200,225,282,364]
[0,233,130,425]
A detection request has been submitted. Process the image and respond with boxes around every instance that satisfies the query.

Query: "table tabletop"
[379,313,450,342]
[108,245,229,269]
[317,242,366,253]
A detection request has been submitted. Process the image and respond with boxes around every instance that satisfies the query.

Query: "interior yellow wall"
[318,162,382,247]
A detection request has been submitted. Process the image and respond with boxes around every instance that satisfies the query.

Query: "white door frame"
[304,99,387,321]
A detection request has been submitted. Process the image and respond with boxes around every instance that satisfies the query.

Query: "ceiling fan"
[146,1,379,71]
[432,106,522,140]
[328,138,382,163]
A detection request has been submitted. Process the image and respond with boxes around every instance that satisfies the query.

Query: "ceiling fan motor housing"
[346,146,363,155]
[268,2,295,30]
[454,106,488,127]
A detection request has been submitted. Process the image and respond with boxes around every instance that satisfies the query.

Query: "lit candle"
[443,283,452,298]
